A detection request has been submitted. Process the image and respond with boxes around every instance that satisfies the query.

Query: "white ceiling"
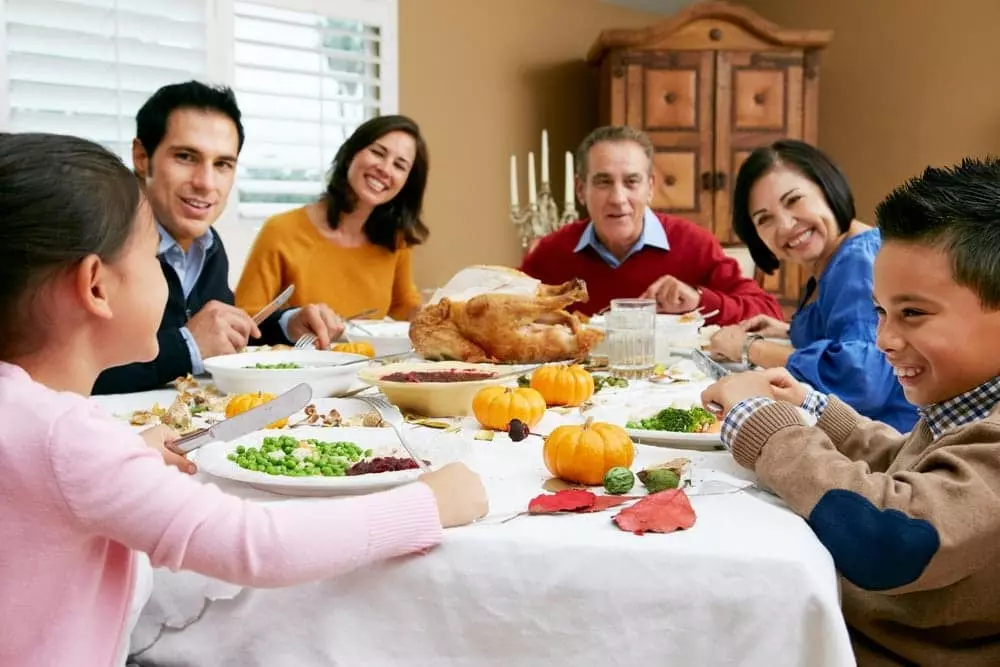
[601,0,701,14]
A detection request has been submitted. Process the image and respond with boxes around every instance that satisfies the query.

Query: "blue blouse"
[787,229,919,432]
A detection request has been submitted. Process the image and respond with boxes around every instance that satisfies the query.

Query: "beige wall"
[742,0,1000,223]
[398,0,659,290]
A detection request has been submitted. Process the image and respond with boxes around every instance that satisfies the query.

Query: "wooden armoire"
[587,1,832,312]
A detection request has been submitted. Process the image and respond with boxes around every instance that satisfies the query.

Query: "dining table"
[95,365,856,667]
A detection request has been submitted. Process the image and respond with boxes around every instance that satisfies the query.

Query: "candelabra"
[510,185,579,251]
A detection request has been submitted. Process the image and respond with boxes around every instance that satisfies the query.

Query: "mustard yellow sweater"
[235,206,421,321]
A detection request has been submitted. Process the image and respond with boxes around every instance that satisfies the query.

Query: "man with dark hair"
[704,156,1000,666]
[93,81,343,394]
[519,125,781,325]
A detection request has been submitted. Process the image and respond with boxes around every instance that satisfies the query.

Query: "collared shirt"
[157,223,296,375]
[157,223,214,375]
[573,207,669,268]
[920,376,1000,439]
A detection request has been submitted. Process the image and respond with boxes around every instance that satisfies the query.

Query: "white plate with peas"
[190,426,471,497]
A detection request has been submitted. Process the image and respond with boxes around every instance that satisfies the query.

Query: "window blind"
[2,0,209,165]
[233,0,396,224]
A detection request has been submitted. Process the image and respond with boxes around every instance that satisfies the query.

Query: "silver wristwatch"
[741,334,764,368]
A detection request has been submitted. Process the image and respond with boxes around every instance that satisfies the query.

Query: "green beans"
[227,435,373,477]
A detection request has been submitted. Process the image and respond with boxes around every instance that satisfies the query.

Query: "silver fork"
[294,334,317,350]
[354,395,431,472]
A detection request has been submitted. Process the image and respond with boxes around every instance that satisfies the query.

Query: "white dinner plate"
[625,427,722,451]
[190,426,470,497]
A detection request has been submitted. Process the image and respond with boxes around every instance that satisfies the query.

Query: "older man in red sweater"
[519,126,781,325]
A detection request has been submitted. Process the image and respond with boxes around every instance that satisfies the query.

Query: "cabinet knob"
[664,92,677,104]
[753,92,766,105]
[664,174,677,186]
[714,171,727,191]
[701,171,713,191]
[709,28,722,41]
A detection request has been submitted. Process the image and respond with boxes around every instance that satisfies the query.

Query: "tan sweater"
[732,397,1000,666]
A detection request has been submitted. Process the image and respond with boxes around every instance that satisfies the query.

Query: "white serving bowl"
[655,313,704,350]
[203,350,368,397]
[345,320,412,357]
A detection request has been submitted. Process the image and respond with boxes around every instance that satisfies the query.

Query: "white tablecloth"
[95,379,855,667]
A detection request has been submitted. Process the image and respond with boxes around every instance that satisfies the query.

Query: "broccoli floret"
[689,406,716,431]
[626,407,695,433]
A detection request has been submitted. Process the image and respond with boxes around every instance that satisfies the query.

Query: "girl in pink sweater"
[0,133,488,667]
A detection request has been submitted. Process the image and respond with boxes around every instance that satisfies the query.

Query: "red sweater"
[519,213,782,325]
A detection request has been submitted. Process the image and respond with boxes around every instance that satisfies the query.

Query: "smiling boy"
[702,156,1000,666]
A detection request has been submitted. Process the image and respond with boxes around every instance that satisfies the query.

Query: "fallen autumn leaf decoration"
[613,488,696,535]
[527,489,633,515]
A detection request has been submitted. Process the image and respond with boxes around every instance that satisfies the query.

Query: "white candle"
[541,129,549,185]
[510,155,519,208]
[564,151,574,207]
[527,151,537,205]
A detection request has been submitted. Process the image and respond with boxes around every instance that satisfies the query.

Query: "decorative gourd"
[530,364,594,407]
[543,417,635,485]
[332,341,376,358]
[225,392,288,429]
[603,466,635,495]
[472,386,546,431]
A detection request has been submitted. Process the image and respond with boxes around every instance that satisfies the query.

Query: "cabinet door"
[619,51,716,232]
[715,50,807,306]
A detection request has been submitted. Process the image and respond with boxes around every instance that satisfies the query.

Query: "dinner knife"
[251,284,296,325]
[172,383,313,454]
[692,348,731,381]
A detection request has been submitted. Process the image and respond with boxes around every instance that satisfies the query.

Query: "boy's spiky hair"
[876,156,1000,309]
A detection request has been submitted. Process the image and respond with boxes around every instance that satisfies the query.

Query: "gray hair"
[575,125,655,180]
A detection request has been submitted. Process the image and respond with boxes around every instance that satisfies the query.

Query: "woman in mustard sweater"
[235,115,428,321]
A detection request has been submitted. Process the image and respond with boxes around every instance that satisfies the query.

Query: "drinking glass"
[606,298,656,378]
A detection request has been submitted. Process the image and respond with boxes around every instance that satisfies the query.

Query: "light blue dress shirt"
[157,224,297,375]
[572,207,670,268]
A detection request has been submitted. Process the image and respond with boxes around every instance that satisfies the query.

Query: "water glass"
[607,298,656,378]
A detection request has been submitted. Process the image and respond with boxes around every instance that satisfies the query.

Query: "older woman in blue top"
[708,140,918,432]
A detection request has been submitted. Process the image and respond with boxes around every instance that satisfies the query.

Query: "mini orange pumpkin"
[225,392,288,429]
[332,341,376,358]
[472,386,546,431]
[543,417,634,485]
[530,364,594,407]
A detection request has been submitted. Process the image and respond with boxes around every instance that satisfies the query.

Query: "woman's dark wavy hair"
[731,139,856,274]
[324,115,429,251]
[0,133,142,359]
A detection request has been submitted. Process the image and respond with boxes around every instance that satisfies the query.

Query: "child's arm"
[50,404,443,587]
[726,391,908,473]
[730,401,1000,594]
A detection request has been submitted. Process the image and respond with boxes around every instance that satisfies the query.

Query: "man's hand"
[187,300,261,358]
[740,315,790,338]
[286,304,345,350]
[140,425,196,475]
[641,275,701,314]
[708,325,746,362]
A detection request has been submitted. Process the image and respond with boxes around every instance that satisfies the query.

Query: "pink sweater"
[0,363,443,666]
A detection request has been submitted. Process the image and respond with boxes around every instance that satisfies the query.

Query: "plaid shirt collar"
[920,376,1000,439]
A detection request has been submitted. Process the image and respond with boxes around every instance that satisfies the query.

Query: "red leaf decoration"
[613,489,696,535]
[528,489,596,514]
